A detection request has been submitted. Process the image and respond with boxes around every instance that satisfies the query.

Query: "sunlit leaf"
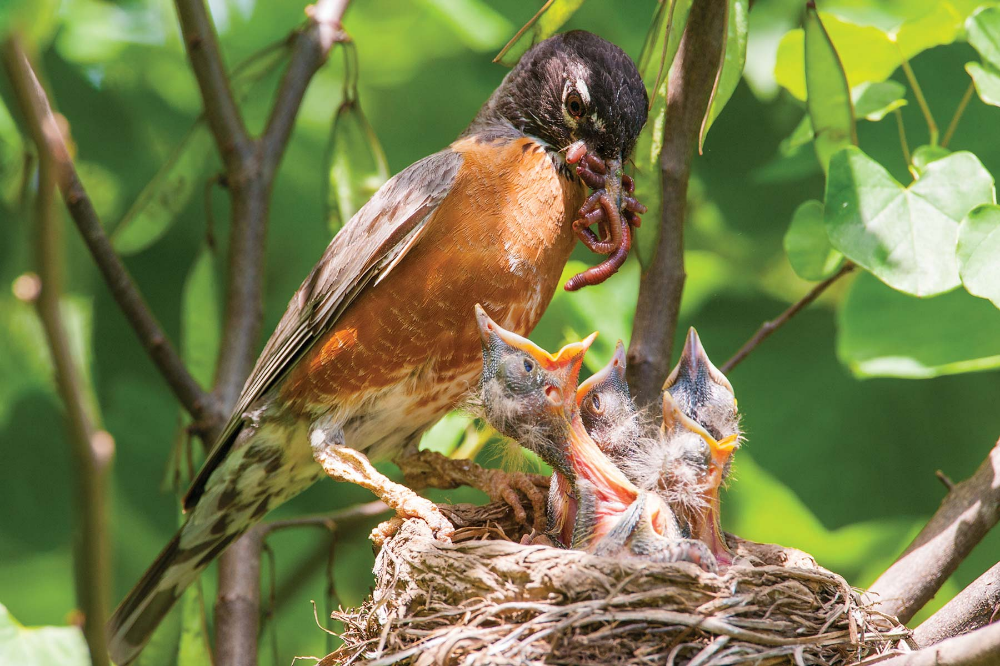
[177,583,212,666]
[804,5,856,173]
[701,0,749,146]
[891,2,962,60]
[825,146,994,297]
[494,0,586,67]
[0,603,89,666]
[0,0,60,48]
[420,410,474,456]
[784,200,844,281]
[111,44,288,255]
[416,0,514,51]
[181,245,221,389]
[966,61,1000,107]
[911,144,950,175]
[967,6,1000,70]
[323,99,390,234]
[852,80,907,121]
[957,203,1000,308]
[775,14,898,102]
[838,271,1000,378]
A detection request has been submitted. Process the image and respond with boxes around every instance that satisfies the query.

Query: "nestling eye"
[566,92,585,118]
[588,393,603,415]
[523,358,534,373]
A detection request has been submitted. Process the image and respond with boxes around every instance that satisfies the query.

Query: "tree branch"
[262,500,389,536]
[0,38,220,430]
[626,0,728,407]
[720,262,855,374]
[913,561,1000,648]
[10,38,113,665]
[878,621,1000,666]
[173,0,252,171]
[866,439,1000,624]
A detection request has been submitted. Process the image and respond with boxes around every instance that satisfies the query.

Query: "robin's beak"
[576,339,627,406]
[663,328,734,397]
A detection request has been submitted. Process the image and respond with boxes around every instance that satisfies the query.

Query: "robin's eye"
[523,359,534,373]
[589,393,603,415]
[566,92,585,118]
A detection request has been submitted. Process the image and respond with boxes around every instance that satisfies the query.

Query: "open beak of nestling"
[661,391,738,479]
[575,339,627,407]
[475,304,596,411]
[663,328,734,398]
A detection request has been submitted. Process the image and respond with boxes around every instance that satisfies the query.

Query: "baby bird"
[620,328,740,566]
[475,306,716,570]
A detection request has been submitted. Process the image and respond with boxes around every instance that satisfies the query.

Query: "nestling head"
[473,30,648,164]
[474,304,595,465]
[577,340,641,456]
[663,328,740,444]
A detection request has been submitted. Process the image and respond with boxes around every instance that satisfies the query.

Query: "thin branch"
[0,37,220,430]
[214,525,264,666]
[935,469,955,492]
[173,0,252,170]
[866,438,1000,624]
[942,81,975,149]
[878,621,1000,666]
[901,59,938,147]
[262,500,389,536]
[260,0,349,180]
[894,108,911,168]
[15,56,113,666]
[720,263,855,374]
[626,0,729,407]
[913,561,1000,648]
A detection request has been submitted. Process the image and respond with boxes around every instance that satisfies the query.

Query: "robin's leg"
[309,421,454,543]
[395,448,549,532]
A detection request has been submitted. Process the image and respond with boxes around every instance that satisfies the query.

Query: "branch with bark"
[881,621,1000,666]
[866,439,1000,625]
[914,561,1000,648]
[626,0,729,407]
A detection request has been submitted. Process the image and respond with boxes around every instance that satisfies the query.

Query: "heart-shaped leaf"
[966,61,1000,107]
[852,81,907,121]
[958,203,1000,308]
[838,271,1000,378]
[825,146,995,297]
[0,603,89,666]
[784,200,844,281]
[967,6,1000,70]
[911,144,951,175]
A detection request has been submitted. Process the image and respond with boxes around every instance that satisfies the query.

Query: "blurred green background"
[2,0,999,662]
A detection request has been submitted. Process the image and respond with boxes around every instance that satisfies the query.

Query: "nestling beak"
[576,339,627,406]
[661,392,737,464]
[663,327,734,397]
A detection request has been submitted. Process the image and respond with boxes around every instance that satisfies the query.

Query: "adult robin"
[108,30,648,664]
[621,329,741,565]
[475,307,715,571]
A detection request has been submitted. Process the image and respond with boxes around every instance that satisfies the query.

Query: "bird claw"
[480,469,549,532]
[651,538,719,574]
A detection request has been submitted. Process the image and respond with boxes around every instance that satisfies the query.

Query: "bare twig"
[879,621,1000,666]
[720,263,855,374]
[936,469,956,492]
[913,561,1000,648]
[866,439,1000,624]
[9,41,113,665]
[262,500,390,536]
[0,38,220,430]
[626,0,728,407]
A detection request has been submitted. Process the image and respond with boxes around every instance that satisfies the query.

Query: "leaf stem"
[894,108,911,169]
[942,80,975,148]
[901,58,938,146]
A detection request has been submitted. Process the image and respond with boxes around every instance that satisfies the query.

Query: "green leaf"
[0,603,89,666]
[181,245,221,389]
[784,200,844,281]
[957,203,1000,308]
[838,271,1000,378]
[177,584,212,666]
[494,0,586,67]
[852,80,907,121]
[966,61,1000,107]
[911,144,951,175]
[775,14,898,102]
[891,2,963,61]
[825,146,995,297]
[701,0,749,146]
[415,0,514,51]
[323,99,390,235]
[111,124,215,255]
[967,6,1000,70]
[804,5,857,173]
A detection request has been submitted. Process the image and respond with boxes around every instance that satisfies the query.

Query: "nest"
[322,503,907,666]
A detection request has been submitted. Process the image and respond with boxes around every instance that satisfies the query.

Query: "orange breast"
[281,136,584,411]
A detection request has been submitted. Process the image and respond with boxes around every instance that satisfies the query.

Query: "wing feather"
[183,149,463,510]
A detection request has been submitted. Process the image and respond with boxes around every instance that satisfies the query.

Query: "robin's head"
[577,340,640,456]
[663,328,740,443]
[473,31,648,164]
[474,304,595,465]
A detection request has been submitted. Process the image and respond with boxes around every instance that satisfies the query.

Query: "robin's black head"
[469,31,648,163]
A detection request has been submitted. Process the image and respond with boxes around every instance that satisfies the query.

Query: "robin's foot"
[397,449,549,531]
[518,530,558,547]
[311,428,454,542]
[646,538,719,574]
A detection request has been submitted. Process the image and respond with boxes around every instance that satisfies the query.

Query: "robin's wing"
[184,149,464,510]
